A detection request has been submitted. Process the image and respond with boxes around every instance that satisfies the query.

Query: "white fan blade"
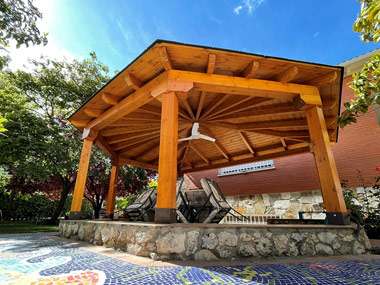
[178,137,192,142]
[191,122,199,135]
[199,134,216,142]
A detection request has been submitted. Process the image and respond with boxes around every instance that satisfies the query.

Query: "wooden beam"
[102,92,119,105]
[303,71,337,86]
[86,71,168,131]
[207,53,216,74]
[195,91,207,119]
[168,70,320,99]
[241,60,260,78]
[179,141,191,170]
[105,165,120,215]
[156,91,178,223]
[190,143,210,164]
[118,157,158,170]
[294,94,323,110]
[134,140,161,160]
[238,131,255,156]
[249,129,310,139]
[110,119,162,126]
[180,146,310,174]
[69,138,94,219]
[201,126,230,160]
[275,66,298,83]
[124,73,143,90]
[158,46,172,70]
[323,100,337,110]
[100,125,159,137]
[84,108,103,118]
[306,105,347,213]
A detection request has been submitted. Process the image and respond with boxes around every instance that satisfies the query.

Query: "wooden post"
[305,105,349,225]
[69,138,94,219]
[105,165,120,218]
[155,91,178,223]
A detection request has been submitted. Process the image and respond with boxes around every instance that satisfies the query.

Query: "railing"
[220,213,282,225]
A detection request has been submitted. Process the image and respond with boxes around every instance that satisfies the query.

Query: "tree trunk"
[5,189,16,221]
[49,174,76,224]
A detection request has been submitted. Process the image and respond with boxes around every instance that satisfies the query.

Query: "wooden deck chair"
[200,178,247,223]
[123,187,157,222]
[176,177,191,223]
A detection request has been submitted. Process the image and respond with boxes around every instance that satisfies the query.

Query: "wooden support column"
[69,137,94,220]
[306,105,349,225]
[105,164,120,218]
[155,91,178,223]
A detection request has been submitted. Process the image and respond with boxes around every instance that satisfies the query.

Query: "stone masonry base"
[59,220,371,261]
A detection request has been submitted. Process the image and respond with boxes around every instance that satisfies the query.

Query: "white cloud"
[209,16,222,25]
[234,0,266,15]
[313,32,319,38]
[234,5,243,14]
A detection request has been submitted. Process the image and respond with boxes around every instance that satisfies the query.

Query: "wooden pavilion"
[68,40,348,225]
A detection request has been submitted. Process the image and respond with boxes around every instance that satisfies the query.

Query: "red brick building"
[186,50,380,197]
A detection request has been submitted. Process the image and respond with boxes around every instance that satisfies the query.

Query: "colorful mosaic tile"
[0,233,379,284]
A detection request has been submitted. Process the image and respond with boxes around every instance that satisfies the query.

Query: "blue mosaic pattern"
[0,233,379,284]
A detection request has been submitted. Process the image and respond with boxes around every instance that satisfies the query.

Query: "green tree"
[340,0,380,127]
[0,54,110,222]
[0,0,47,48]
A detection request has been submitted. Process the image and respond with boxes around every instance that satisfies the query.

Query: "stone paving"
[0,233,379,284]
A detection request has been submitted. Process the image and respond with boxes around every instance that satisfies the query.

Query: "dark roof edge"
[336,66,345,143]
[68,39,344,120]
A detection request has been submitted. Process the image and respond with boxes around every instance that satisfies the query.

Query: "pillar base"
[69,211,81,220]
[326,212,350,225]
[155,208,176,223]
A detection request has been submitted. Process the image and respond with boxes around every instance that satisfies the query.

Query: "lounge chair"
[200,178,247,223]
[123,186,157,222]
[176,177,191,223]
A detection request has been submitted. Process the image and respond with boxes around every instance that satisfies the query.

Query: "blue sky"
[8,0,378,72]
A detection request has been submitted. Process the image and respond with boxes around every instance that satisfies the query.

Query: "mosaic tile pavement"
[0,234,379,284]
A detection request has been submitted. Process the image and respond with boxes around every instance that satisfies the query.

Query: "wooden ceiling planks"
[69,40,342,172]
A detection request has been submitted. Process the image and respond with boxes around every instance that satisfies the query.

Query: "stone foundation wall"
[225,187,380,219]
[59,221,371,261]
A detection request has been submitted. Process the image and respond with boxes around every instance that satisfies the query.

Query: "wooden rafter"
[100,125,159,137]
[181,98,195,120]
[139,105,161,116]
[118,157,158,170]
[84,108,103,118]
[303,71,337,86]
[238,131,255,156]
[200,94,231,119]
[116,134,160,152]
[195,91,207,119]
[179,141,191,169]
[201,126,230,160]
[95,135,118,160]
[134,140,160,160]
[248,129,310,139]
[158,46,172,70]
[190,143,210,164]
[280,138,287,150]
[102,93,119,105]
[206,97,273,120]
[107,130,161,145]
[241,60,260,78]
[274,66,298,83]
[207,53,216,74]
[125,73,143,90]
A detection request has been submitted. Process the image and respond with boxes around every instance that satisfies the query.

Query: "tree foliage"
[340,0,380,127]
[0,0,47,48]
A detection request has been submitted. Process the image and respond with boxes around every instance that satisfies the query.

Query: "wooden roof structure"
[69,40,343,174]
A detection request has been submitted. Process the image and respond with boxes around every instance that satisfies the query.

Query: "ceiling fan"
[178,123,215,142]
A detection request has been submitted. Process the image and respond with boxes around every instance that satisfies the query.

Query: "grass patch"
[0,221,59,234]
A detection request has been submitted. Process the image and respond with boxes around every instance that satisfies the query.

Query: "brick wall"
[186,75,380,196]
